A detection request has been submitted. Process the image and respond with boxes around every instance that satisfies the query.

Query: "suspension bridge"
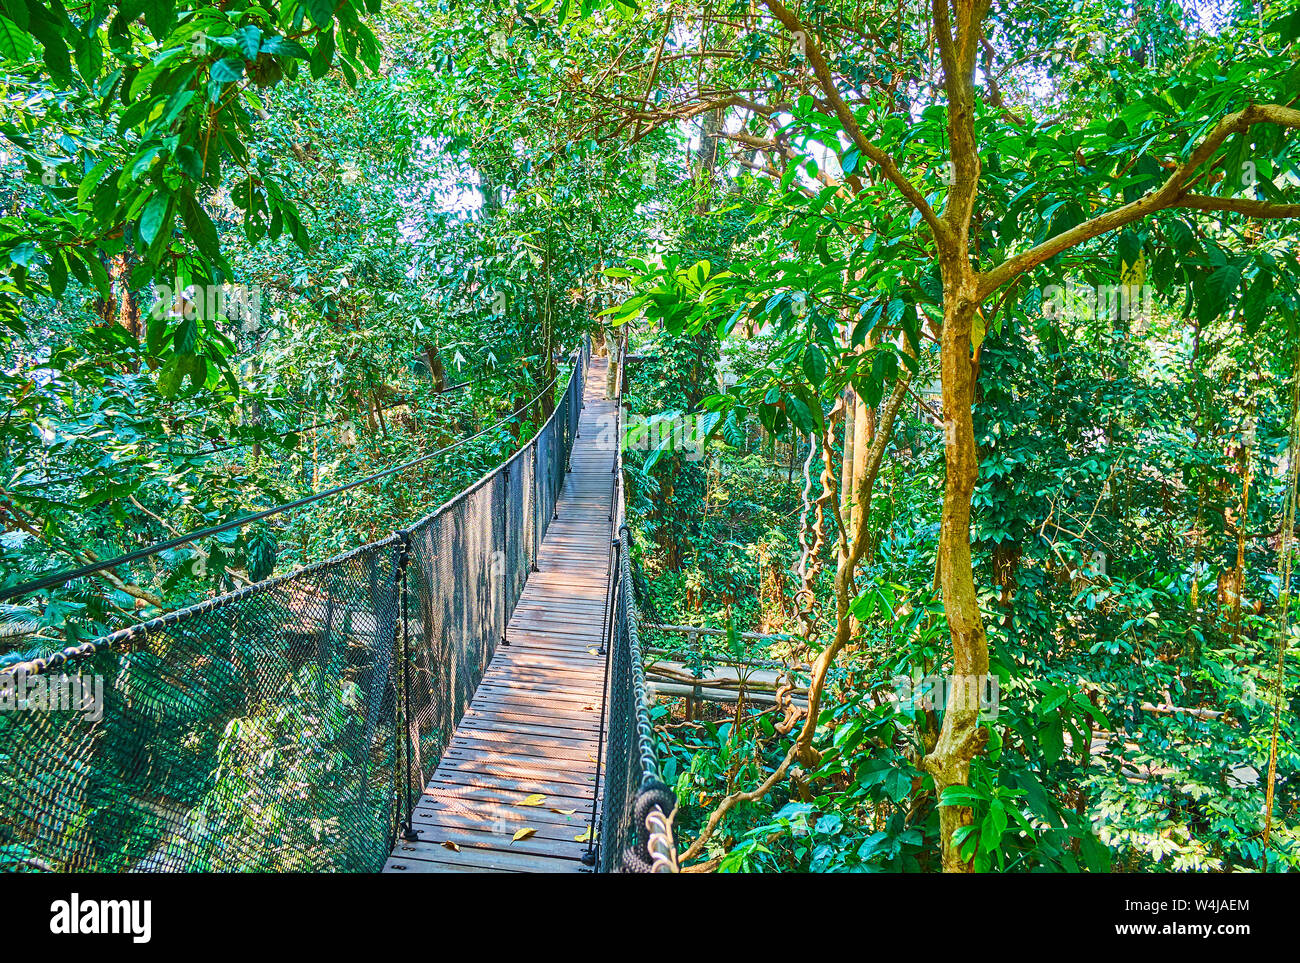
[0,344,678,874]
[386,354,617,873]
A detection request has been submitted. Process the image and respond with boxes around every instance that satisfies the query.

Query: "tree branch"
[1176,194,1300,219]
[761,0,950,247]
[978,103,1300,299]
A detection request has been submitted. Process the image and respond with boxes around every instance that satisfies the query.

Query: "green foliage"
[4,0,1300,876]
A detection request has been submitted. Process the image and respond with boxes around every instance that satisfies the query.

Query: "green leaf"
[175,145,205,181]
[1080,832,1112,872]
[304,0,337,28]
[84,250,111,298]
[0,14,33,62]
[142,0,175,39]
[210,56,245,86]
[174,318,198,354]
[938,785,984,807]
[1242,270,1273,334]
[801,342,826,385]
[180,192,219,259]
[1117,229,1142,268]
[139,193,169,246]
[310,28,336,79]
[970,310,986,354]
[841,146,861,175]
[261,35,310,59]
[1200,262,1242,321]
[45,248,67,296]
[7,241,37,267]
[73,32,102,80]
[981,798,1008,853]
[785,394,814,434]
[77,158,113,207]
[233,25,262,60]
[1037,712,1065,767]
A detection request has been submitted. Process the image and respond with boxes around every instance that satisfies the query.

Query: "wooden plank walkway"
[384,357,614,874]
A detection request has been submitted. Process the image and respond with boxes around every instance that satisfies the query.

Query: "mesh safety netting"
[596,444,678,879]
[598,526,677,873]
[0,539,403,872]
[0,348,588,873]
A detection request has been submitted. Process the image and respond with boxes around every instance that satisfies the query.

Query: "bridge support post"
[600,536,620,659]
[396,531,421,844]
[530,442,540,573]
[584,534,620,870]
[500,466,510,647]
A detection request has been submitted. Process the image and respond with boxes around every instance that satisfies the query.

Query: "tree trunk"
[924,292,990,874]
[248,357,263,464]
[838,389,857,540]
[96,252,141,361]
[606,331,622,399]
[992,541,1020,609]
[423,344,449,392]
[1227,438,1253,641]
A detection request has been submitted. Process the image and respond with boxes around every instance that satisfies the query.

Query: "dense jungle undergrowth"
[2,0,1299,872]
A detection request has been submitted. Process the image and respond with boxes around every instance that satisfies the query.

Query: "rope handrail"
[0,535,404,680]
[645,622,795,642]
[3,350,584,675]
[0,366,565,605]
[166,378,474,460]
[23,380,479,482]
[593,342,680,874]
[402,356,578,532]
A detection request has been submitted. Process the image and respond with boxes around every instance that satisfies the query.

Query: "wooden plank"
[417,781,596,810]
[457,717,598,738]
[410,809,590,847]
[462,699,602,725]
[494,645,604,665]
[422,768,598,800]
[446,733,600,763]
[387,843,580,874]
[416,796,592,827]
[437,753,598,787]
[412,809,591,843]
[469,691,601,715]
[473,684,602,706]
[479,676,602,697]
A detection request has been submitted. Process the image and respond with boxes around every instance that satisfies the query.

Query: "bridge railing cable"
[0,372,561,605]
[0,346,588,873]
[595,345,679,874]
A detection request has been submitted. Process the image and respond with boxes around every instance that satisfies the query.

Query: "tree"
[567,0,1300,869]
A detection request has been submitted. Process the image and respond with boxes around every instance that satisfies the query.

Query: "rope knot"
[621,780,677,873]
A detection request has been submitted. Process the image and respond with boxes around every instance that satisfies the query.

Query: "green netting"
[0,347,591,873]
[0,538,402,872]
